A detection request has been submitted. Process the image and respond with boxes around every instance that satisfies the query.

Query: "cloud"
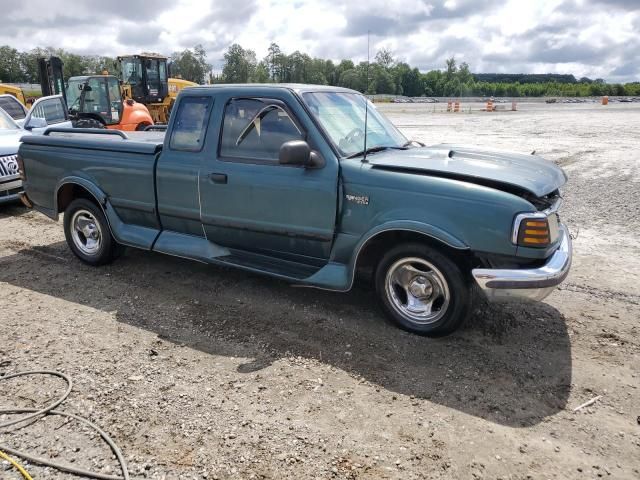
[0,0,638,82]
[117,24,165,47]
[590,0,640,10]
[342,0,501,37]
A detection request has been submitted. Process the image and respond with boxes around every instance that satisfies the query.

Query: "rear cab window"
[170,96,213,152]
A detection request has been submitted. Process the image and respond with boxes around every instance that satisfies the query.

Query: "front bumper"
[472,224,572,301]
[0,177,23,205]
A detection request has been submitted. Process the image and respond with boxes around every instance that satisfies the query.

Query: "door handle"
[209,173,227,184]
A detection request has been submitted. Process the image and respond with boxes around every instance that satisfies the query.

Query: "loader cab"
[119,55,169,105]
[66,76,123,126]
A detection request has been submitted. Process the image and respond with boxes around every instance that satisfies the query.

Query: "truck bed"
[20,129,164,232]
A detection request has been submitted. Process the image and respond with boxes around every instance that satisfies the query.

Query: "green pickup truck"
[18,84,572,335]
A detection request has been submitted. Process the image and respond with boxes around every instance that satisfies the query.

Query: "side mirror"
[279,140,325,168]
[24,116,48,130]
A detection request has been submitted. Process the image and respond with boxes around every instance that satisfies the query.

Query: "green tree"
[252,61,271,83]
[445,57,457,80]
[375,48,395,69]
[339,69,365,91]
[0,46,23,82]
[171,45,210,83]
[457,62,472,84]
[221,44,256,83]
[371,65,395,94]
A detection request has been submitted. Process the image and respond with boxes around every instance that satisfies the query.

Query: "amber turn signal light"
[518,218,550,247]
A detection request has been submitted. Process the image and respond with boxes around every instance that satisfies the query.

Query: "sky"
[2,0,639,82]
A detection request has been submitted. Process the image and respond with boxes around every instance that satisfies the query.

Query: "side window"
[0,96,26,120]
[159,61,167,82]
[30,98,68,125]
[169,96,212,152]
[220,98,304,162]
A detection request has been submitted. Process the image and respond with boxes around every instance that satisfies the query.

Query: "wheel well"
[57,184,101,213]
[355,230,473,279]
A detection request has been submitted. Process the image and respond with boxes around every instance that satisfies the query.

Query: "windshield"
[121,57,142,85]
[66,78,84,110]
[302,92,406,157]
[0,107,20,130]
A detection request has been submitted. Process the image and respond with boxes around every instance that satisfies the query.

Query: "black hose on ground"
[0,370,130,480]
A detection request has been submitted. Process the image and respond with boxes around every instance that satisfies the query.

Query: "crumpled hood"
[367,144,567,197]
[0,129,29,156]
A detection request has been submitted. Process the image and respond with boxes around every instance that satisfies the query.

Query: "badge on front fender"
[345,194,369,206]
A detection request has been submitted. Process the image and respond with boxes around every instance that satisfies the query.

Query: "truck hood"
[367,144,567,198]
[0,129,28,156]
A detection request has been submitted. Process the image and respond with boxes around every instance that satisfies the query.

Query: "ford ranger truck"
[18,84,572,336]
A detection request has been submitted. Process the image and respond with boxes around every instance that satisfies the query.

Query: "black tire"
[374,242,471,336]
[135,123,150,131]
[73,118,105,129]
[63,198,120,266]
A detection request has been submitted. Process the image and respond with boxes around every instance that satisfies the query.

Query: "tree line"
[0,44,211,85]
[1,43,638,97]
[219,43,640,97]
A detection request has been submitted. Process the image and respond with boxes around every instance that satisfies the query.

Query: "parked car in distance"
[1,95,72,204]
[18,84,572,335]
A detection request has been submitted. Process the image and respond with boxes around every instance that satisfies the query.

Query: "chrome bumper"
[472,224,572,302]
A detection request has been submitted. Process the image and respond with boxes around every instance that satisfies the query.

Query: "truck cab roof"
[186,84,359,95]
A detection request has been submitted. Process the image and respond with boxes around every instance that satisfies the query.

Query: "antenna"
[363,30,371,163]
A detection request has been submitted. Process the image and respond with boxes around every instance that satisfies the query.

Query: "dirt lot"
[1,103,638,479]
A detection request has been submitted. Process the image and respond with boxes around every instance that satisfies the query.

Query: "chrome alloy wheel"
[70,209,103,256]
[384,257,451,324]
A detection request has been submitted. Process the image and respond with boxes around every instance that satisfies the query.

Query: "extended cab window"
[220,98,303,162]
[170,96,212,152]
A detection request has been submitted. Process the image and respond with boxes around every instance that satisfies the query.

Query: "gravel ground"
[1,102,638,479]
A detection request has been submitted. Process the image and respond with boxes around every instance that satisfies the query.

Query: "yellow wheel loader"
[117,54,197,124]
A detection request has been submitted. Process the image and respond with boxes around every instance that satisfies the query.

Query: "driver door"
[198,96,338,262]
[82,77,121,125]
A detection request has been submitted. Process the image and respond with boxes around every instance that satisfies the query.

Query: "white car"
[0,95,72,204]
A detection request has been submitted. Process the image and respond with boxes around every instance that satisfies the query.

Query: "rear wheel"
[63,198,120,266]
[375,243,471,336]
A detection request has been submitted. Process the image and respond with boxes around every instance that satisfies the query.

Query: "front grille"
[0,154,19,178]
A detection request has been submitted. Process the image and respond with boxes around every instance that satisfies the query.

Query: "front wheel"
[63,198,120,266]
[375,243,471,336]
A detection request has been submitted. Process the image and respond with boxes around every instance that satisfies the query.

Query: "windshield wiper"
[402,140,425,148]
[346,145,408,159]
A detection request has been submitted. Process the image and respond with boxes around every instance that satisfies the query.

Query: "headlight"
[513,211,560,248]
